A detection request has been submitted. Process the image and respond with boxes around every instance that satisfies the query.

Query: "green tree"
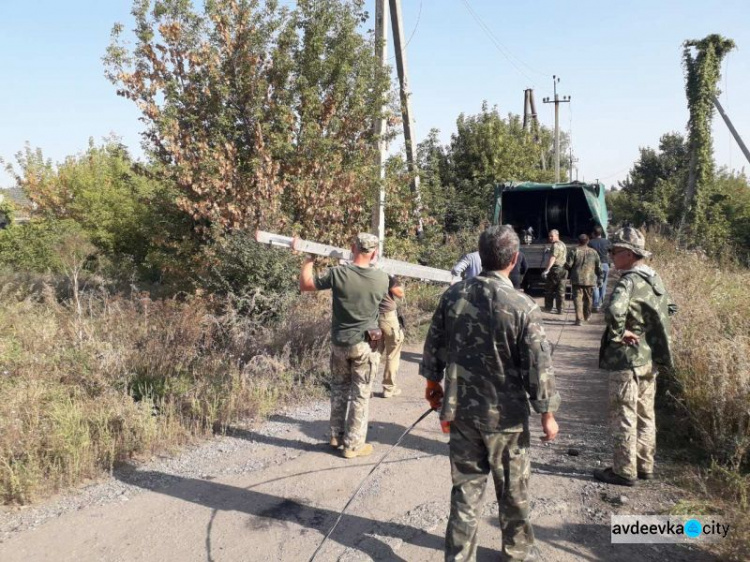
[7,140,170,265]
[415,103,562,232]
[105,0,390,245]
[616,132,689,228]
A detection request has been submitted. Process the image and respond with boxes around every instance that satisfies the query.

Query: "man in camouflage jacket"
[541,229,568,314]
[421,225,561,561]
[595,227,676,487]
[565,233,603,325]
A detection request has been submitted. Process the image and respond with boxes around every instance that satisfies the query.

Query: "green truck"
[493,180,609,289]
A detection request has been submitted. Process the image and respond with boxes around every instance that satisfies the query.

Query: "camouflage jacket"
[565,246,603,286]
[546,240,568,270]
[599,265,677,371]
[420,272,561,432]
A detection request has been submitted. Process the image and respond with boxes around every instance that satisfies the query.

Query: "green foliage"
[415,104,562,233]
[200,230,300,317]
[0,220,93,274]
[105,0,390,245]
[680,34,736,246]
[0,198,15,228]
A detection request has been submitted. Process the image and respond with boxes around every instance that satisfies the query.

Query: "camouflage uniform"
[330,342,380,448]
[378,276,404,397]
[565,246,602,323]
[599,228,676,481]
[544,240,568,313]
[421,272,561,561]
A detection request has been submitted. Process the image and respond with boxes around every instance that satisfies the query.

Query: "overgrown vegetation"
[651,238,750,559]
[0,284,330,503]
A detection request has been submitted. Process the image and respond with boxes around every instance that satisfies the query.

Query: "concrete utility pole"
[389,0,424,238]
[712,94,750,166]
[372,0,389,255]
[543,76,570,183]
[568,148,578,182]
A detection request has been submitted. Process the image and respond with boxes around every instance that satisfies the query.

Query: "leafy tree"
[7,140,165,263]
[414,104,562,232]
[105,0,390,245]
[616,132,689,228]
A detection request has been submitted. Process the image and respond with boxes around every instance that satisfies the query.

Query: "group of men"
[299,225,675,561]
[541,225,611,325]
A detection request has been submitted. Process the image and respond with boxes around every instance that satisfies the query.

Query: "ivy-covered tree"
[679,34,735,248]
[105,0,390,244]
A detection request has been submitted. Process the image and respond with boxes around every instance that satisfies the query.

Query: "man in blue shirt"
[588,226,611,311]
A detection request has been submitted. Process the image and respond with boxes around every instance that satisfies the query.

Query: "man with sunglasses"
[595,227,677,486]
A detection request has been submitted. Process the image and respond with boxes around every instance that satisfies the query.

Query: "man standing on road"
[298,233,389,459]
[541,229,568,314]
[565,233,603,326]
[595,227,676,486]
[588,226,611,311]
[378,275,405,398]
[421,225,561,561]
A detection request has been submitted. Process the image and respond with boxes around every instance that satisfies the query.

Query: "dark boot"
[593,467,635,487]
[638,471,654,480]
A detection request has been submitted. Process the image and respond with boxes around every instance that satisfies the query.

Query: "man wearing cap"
[299,233,389,459]
[594,227,677,486]
[421,225,560,561]
[541,229,568,314]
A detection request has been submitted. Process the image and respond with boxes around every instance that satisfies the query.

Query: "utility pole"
[542,76,570,183]
[568,147,578,182]
[528,89,545,170]
[389,0,423,238]
[372,0,389,255]
[712,94,750,166]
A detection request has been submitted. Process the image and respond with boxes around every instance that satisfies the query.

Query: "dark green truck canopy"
[493,181,609,239]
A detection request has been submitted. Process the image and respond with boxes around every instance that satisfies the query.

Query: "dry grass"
[649,236,750,559]
[0,281,330,504]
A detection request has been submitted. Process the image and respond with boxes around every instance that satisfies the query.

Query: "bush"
[0,219,92,274]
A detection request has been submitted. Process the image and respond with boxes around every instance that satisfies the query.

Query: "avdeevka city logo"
[684,519,702,538]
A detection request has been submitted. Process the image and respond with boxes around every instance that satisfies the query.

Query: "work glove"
[425,380,444,411]
[440,420,451,434]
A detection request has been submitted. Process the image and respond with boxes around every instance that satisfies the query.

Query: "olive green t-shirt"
[315,264,389,346]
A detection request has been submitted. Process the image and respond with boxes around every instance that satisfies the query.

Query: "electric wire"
[308,407,436,562]
[458,0,549,85]
[387,0,423,62]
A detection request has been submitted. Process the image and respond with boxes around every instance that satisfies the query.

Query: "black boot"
[593,467,635,487]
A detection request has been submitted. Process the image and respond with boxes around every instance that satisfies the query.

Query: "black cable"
[308,407,436,562]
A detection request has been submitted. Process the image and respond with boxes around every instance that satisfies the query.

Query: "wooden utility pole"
[543,76,570,183]
[390,0,424,238]
[372,0,388,255]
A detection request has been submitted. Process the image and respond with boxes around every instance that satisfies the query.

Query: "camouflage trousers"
[544,267,567,312]
[609,363,657,480]
[446,420,534,562]
[378,311,404,394]
[330,342,379,450]
[572,285,593,322]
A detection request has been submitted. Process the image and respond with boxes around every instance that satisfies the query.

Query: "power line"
[458,0,550,85]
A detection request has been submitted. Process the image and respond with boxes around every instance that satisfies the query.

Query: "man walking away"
[378,275,405,398]
[421,225,560,561]
[541,229,568,314]
[588,226,611,311]
[595,227,676,486]
[565,234,603,326]
[299,233,389,459]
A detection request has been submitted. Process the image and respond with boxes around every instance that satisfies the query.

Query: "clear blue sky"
[2,0,749,190]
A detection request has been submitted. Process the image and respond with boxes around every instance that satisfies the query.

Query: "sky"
[2,0,749,190]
